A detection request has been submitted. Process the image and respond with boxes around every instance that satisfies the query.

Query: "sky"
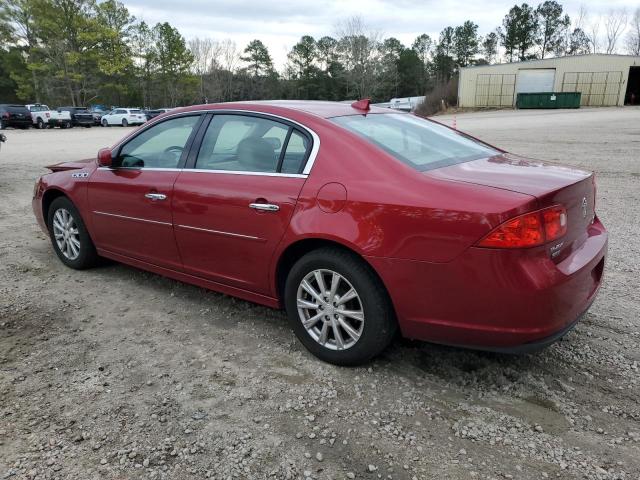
[124,0,638,67]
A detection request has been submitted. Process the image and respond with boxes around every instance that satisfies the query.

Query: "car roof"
[176,100,395,119]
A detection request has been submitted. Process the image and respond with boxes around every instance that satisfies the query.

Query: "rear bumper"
[4,118,31,127]
[367,217,608,351]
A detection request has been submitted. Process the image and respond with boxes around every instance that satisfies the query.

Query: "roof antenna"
[351,98,371,111]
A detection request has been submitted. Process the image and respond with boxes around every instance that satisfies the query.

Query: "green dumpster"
[516,92,581,109]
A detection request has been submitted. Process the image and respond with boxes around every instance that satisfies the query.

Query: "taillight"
[46,112,50,118]
[2,112,9,118]
[477,205,567,249]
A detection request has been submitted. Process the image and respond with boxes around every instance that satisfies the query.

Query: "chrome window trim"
[93,210,172,226]
[111,108,320,176]
[96,166,307,178]
[97,167,181,172]
[188,169,307,178]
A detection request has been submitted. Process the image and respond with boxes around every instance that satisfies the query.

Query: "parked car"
[26,104,72,129]
[57,107,94,128]
[88,104,110,125]
[32,100,608,366]
[101,108,146,127]
[0,104,32,129]
[142,108,173,121]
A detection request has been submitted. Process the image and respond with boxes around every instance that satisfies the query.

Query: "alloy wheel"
[52,208,81,260]
[296,269,364,351]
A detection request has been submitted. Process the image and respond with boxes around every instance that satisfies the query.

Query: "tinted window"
[29,105,48,112]
[281,130,310,174]
[130,109,142,114]
[118,115,200,169]
[195,115,289,173]
[331,114,497,171]
[7,105,29,113]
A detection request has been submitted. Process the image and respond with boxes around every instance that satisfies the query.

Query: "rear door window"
[195,114,311,174]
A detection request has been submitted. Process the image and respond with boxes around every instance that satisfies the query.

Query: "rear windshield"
[331,113,498,171]
[5,105,29,113]
[130,109,142,113]
[29,105,48,112]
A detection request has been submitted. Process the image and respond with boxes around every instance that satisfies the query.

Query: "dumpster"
[516,92,581,109]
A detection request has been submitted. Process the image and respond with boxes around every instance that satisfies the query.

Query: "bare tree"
[189,37,217,101]
[219,39,239,101]
[585,10,602,53]
[626,7,640,55]
[604,8,628,54]
[335,16,382,99]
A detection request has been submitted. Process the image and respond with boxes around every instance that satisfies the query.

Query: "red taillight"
[2,112,9,118]
[477,205,567,249]
[46,112,50,118]
[541,206,567,241]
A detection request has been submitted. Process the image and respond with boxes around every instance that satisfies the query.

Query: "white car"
[101,108,146,127]
[26,104,72,129]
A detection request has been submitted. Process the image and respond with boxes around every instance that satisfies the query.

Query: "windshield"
[331,113,498,171]
[30,105,48,112]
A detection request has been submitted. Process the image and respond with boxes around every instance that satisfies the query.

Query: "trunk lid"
[428,154,596,260]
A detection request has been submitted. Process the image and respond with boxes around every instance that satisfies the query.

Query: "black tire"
[102,119,109,127]
[47,196,99,270]
[122,119,128,127]
[284,247,397,366]
[37,118,45,129]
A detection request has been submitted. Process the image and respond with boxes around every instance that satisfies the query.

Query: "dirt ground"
[1,107,639,480]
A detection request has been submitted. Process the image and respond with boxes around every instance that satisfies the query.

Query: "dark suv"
[58,107,94,128]
[0,104,32,129]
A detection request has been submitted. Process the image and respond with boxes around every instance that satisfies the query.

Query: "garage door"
[516,69,556,93]
[561,71,623,106]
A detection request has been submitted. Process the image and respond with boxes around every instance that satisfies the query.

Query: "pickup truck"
[26,104,72,129]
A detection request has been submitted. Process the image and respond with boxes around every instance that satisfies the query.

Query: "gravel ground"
[1,107,639,480]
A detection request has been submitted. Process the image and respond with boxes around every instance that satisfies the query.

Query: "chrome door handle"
[249,203,279,212]
[145,193,167,201]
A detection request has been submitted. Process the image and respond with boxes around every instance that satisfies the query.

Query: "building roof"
[460,53,640,70]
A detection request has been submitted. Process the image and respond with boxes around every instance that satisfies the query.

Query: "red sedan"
[32,100,607,365]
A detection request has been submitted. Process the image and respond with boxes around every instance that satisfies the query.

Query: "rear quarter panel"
[275,117,538,267]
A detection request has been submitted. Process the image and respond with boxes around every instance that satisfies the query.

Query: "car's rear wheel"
[122,119,128,127]
[37,118,45,129]
[284,247,396,366]
[47,197,98,270]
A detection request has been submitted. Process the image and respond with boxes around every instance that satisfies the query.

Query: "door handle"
[249,202,279,212]
[145,192,167,201]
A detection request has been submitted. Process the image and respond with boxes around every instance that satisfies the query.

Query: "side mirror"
[97,148,113,167]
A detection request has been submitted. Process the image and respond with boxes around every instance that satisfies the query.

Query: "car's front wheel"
[285,247,397,366]
[102,119,109,127]
[47,197,98,269]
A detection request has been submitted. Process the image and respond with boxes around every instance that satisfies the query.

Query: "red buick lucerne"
[32,100,607,365]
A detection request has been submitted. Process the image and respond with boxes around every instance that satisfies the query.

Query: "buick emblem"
[581,197,588,218]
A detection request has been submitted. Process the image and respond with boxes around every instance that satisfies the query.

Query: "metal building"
[458,54,640,108]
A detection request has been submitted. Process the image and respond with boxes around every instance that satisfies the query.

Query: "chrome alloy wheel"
[296,269,364,350]
[52,208,81,260]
